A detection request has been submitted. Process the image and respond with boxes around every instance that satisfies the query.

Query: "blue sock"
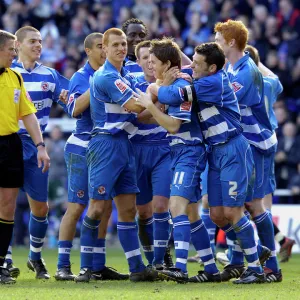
[137,217,154,265]
[201,208,216,255]
[253,211,279,273]
[57,240,72,269]
[233,216,262,273]
[29,213,48,261]
[222,224,244,265]
[226,238,234,260]
[173,215,190,273]
[117,221,145,273]
[93,238,106,271]
[80,216,100,269]
[5,241,13,263]
[191,219,218,274]
[153,212,170,265]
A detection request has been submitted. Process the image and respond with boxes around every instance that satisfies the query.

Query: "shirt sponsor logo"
[114,79,128,94]
[33,101,45,110]
[41,81,50,91]
[231,81,243,93]
[180,102,192,112]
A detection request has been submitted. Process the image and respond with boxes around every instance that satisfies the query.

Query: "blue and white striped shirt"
[65,62,94,156]
[263,76,283,131]
[90,60,138,137]
[11,60,69,135]
[226,54,277,152]
[123,57,144,77]
[129,75,168,144]
[158,78,203,146]
[181,70,242,146]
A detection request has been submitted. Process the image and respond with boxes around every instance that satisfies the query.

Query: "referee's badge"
[14,89,21,103]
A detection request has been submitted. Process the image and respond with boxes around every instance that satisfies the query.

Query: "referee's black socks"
[0,218,14,266]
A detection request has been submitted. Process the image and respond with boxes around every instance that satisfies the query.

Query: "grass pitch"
[2,248,300,300]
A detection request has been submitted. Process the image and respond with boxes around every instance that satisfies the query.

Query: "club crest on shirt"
[180,102,192,112]
[68,93,75,104]
[41,81,50,91]
[114,79,128,94]
[98,186,106,195]
[77,190,84,198]
[231,82,243,93]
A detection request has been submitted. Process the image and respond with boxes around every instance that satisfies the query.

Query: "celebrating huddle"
[0,18,285,285]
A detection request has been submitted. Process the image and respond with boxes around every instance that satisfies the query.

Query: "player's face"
[215,32,230,57]
[17,31,42,62]
[137,47,154,78]
[105,33,127,63]
[89,37,106,67]
[191,53,210,79]
[126,24,147,56]
[149,53,168,80]
[0,39,17,68]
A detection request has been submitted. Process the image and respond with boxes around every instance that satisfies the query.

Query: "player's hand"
[162,66,179,86]
[37,147,50,173]
[178,72,193,83]
[59,89,68,104]
[135,88,153,109]
[147,83,159,98]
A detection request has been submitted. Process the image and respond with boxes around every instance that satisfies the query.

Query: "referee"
[0,30,50,284]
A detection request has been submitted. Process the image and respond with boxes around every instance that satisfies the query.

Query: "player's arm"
[72,89,90,117]
[52,69,70,112]
[136,90,181,134]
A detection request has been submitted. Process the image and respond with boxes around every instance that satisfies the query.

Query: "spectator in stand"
[275,122,300,192]
[288,163,300,203]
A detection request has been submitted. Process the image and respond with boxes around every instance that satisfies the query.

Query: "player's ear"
[209,64,217,74]
[229,38,235,48]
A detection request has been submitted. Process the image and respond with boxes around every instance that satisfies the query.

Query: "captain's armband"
[180,85,197,102]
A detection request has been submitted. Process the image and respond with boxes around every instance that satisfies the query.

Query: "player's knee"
[0,199,16,219]
[210,210,225,227]
[121,206,137,220]
[137,203,152,219]
[65,203,85,220]
[31,202,49,217]
[153,197,169,213]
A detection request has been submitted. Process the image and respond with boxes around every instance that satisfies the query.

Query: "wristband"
[36,142,45,148]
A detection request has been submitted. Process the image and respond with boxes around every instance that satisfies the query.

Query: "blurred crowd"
[1,0,300,244]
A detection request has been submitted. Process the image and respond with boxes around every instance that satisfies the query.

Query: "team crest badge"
[98,186,106,195]
[231,82,243,93]
[41,82,49,91]
[77,190,84,198]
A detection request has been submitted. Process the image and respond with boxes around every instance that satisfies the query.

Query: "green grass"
[2,248,300,300]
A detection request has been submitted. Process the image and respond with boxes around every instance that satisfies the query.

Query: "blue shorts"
[208,135,254,207]
[86,135,139,200]
[65,151,89,205]
[133,142,171,206]
[200,162,208,197]
[170,144,206,203]
[247,145,276,200]
[20,136,48,202]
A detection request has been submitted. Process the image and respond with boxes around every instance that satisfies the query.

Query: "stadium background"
[1,0,300,252]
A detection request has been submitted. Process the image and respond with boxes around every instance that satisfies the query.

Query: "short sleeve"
[167,102,192,123]
[93,72,134,106]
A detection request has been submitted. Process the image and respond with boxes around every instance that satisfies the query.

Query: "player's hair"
[135,40,151,59]
[150,37,181,69]
[245,45,260,66]
[103,28,125,46]
[122,18,148,36]
[15,26,40,42]
[195,42,225,71]
[214,20,248,51]
[84,33,103,49]
[0,30,16,49]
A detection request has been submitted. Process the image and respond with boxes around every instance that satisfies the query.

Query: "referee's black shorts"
[0,133,24,188]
